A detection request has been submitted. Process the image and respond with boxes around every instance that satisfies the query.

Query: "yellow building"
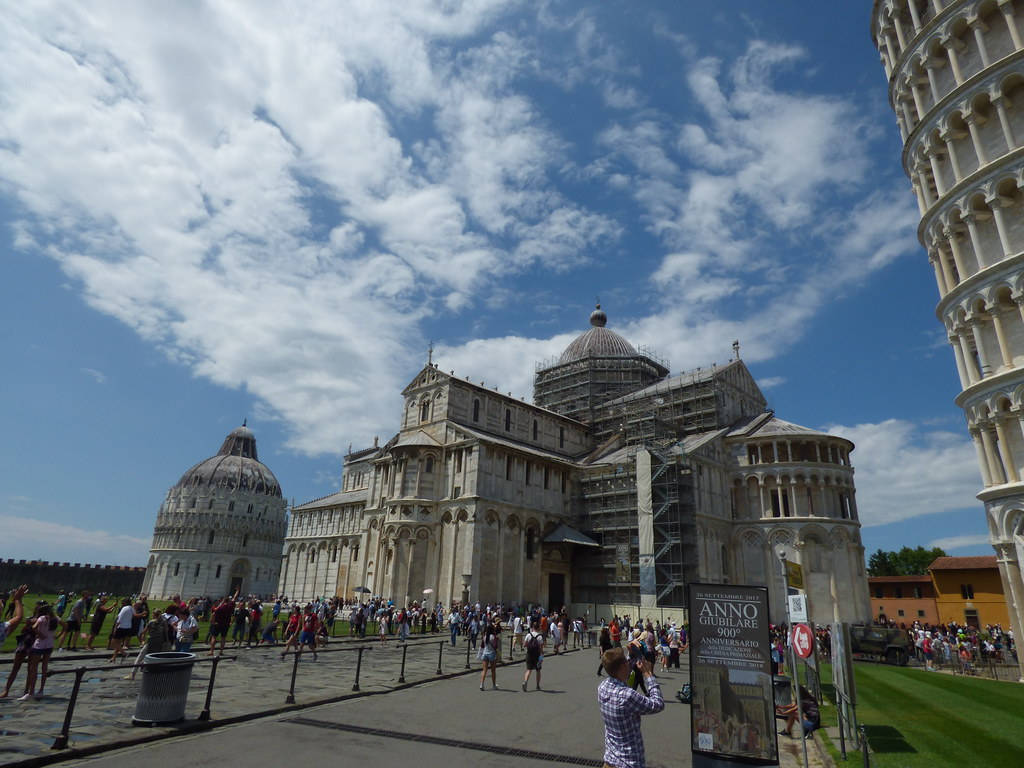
[929,556,1011,630]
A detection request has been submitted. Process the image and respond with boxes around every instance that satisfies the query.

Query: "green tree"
[866,546,947,576]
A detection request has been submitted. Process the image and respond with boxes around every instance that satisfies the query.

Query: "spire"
[732,339,741,360]
[427,341,434,365]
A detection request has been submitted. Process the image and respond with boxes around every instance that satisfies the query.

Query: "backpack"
[526,632,541,654]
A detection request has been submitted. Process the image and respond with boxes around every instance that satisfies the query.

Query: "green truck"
[849,624,910,665]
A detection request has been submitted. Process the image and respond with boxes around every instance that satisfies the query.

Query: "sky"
[0,1,993,567]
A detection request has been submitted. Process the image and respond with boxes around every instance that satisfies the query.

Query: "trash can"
[132,651,197,726]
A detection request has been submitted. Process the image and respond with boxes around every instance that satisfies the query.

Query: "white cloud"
[928,533,992,551]
[824,419,981,527]
[757,376,786,390]
[80,367,106,384]
[0,514,149,566]
[0,2,617,455]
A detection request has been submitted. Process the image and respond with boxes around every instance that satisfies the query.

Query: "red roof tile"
[928,556,997,571]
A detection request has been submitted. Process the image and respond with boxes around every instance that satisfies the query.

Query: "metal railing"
[44,654,237,750]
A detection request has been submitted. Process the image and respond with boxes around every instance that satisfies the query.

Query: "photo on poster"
[689,583,778,766]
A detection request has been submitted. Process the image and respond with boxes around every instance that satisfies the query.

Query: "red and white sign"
[791,623,814,659]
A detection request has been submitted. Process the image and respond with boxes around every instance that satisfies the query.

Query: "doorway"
[230,576,243,595]
[548,573,565,610]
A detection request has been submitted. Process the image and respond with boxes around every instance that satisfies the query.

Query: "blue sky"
[0,1,991,566]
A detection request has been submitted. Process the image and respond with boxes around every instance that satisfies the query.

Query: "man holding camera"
[597,646,665,768]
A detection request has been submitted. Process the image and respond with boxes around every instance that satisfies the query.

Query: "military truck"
[849,624,910,665]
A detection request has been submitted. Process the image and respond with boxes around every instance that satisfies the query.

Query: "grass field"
[816,660,1024,768]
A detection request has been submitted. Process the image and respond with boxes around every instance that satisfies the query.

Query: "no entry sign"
[791,623,814,659]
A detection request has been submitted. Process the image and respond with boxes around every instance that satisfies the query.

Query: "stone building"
[142,424,288,600]
[280,308,871,624]
[871,0,1024,676]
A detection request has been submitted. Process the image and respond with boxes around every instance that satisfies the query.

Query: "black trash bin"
[132,651,197,726]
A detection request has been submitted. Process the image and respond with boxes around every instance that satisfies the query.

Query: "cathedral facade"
[279,307,871,625]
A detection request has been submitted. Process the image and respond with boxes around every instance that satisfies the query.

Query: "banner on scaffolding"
[689,582,779,767]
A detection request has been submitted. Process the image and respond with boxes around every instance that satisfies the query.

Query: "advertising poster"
[689,583,778,766]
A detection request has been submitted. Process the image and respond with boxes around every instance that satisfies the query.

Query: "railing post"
[285,651,301,704]
[398,643,409,683]
[465,636,471,669]
[436,640,443,675]
[859,724,870,768]
[352,647,364,691]
[51,667,85,750]
[199,656,221,721]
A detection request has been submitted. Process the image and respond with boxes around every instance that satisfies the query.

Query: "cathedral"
[277,306,871,625]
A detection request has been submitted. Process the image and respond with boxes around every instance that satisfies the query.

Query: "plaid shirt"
[598,675,664,768]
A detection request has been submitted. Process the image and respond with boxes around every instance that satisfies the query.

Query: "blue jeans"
[451,626,458,646]
[176,641,193,653]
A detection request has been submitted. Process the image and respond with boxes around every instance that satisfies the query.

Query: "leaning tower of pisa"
[871,0,1024,676]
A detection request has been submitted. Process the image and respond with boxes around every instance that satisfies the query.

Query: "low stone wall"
[0,559,145,596]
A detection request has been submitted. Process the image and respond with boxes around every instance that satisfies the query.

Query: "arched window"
[506,455,513,481]
[505,408,512,431]
[532,420,538,441]
[215,564,222,578]
[247,503,254,514]
[425,456,434,473]
[242,534,249,548]
[473,399,480,422]
[420,400,430,422]
[228,501,235,512]
[173,562,180,576]
[208,498,214,509]
[189,497,196,508]
[207,530,215,545]
[559,427,565,449]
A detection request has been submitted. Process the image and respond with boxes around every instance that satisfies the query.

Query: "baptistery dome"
[142,423,288,601]
[559,304,638,363]
[174,424,282,497]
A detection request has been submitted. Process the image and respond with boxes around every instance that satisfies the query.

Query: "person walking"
[598,647,664,768]
[208,591,238,657]
[597,626,613,676]
[479,617,500,690]
[522,619,545,691]
[57,591,90,651]
[129,607,174,681]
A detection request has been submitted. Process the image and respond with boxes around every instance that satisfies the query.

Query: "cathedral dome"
[173,424,283,498]
[559,305,638,363]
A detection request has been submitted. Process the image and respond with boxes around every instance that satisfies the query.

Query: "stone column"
[931,254,949,295]
[969,17,992,67]
[991,309,1014,369]
[957,330,980,383]
[992,95,1018,151]
[994,542,1024,680]
[517,524,526,601]
[950,334,972,386]
[963,213,989,269]
[971,430,995,486]
[404,537,416,605]
[759,478,768,518]
[1001,0,1024,50]
[942,130,964,182]
[981,426,1007,484]
[941,36,965,86]
[789,479,801,518]
[907,0,922,31]
[969,320,993,376]
[988,198,1015,259]
[963,113,989,166]
[995,418,1020,483]
[946,227,970,277]
[496,519,505,603]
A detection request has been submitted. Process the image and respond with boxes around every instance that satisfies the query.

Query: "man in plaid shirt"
[598,647,664,768]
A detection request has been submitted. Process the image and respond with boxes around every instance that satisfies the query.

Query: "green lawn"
[815,661,1024,768]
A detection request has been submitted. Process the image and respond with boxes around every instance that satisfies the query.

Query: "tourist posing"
[479,616,500,690]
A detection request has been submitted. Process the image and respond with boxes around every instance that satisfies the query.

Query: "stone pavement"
[1,636,830,768]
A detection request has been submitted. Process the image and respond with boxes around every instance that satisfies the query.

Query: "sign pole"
[778,551,810,768]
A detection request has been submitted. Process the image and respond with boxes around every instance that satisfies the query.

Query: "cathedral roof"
[172,424,283,498]
[558,305,639,364]
[728,414,847,443]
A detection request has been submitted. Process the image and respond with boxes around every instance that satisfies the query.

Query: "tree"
[866,546,947,577]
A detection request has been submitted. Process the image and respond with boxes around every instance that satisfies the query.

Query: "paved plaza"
[0,633,829,768]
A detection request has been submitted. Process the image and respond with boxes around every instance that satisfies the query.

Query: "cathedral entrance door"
[230,576,243,595]
[548,573,565,610]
